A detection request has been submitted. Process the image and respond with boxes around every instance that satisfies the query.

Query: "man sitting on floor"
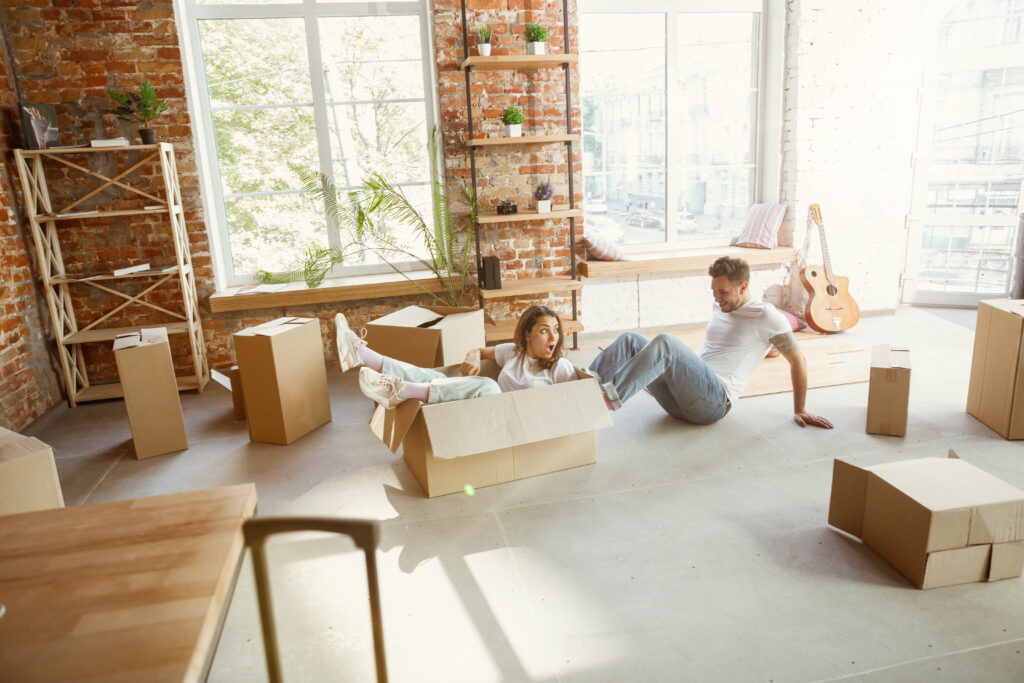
[590,256,833,429]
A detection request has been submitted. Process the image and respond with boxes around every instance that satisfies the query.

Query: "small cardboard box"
[828,451,1024,589]
[369,361,613,497]
[363,305,485,368]
[967,299,1024,439]
[234,317,331,445]
[0,427,64,516]
[866,344,911,436]
[113,328,188,459]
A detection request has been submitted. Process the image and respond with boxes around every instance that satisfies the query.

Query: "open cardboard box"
[363,305,485,368]
[829,450,1024,589]
[0,427,64,516]
[865,344,911,437]
[370,361,613,497]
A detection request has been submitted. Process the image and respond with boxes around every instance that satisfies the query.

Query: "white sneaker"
[335,312,367,373]
[359,367,404,409]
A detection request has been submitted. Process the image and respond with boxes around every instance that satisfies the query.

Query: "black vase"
[139,128,157,145]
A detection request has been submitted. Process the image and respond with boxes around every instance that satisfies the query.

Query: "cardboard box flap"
[421,378,613,460]
[871,344,911,370]
[0,432,50,463]
[426,308,484,330]
[828,458,869,538]
[368,400,422,454]
[371,306,446,328]
[871,457,1024,512]
[251,317,313,337]
[984,299,1024,317]
[112,332,142,350]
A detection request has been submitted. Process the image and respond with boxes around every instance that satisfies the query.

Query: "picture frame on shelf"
[19,102,58,150]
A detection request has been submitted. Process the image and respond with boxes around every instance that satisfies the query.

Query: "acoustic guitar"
[800,204,860,333]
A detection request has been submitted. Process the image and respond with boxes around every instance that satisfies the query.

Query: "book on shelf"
[90,137,130,148]
[54,209,100,218]
[112,263,151,277]
[144,204,166,211]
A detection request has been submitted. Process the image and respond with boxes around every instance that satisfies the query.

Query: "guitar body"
[800,265,861,333]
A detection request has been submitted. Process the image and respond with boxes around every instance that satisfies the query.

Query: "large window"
[581,1,767,250]
[179,0,436,285]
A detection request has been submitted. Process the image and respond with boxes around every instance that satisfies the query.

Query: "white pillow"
[731,203,787,249]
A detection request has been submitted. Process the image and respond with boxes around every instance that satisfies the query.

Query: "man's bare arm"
[769,331,833,429]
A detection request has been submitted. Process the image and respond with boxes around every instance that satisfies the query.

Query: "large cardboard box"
[0,427,64,516]
[828,451,1024,589]
[369,361,612,497]
[113,328,188,459]
[865,344,911,436]
[363,305,485,368]
[234,317,331,445]
[967,299,1024,439]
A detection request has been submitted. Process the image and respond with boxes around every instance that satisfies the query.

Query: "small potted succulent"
[534,181,553,213]
[501,105,523,137]
[106,80,169,144]
[473,22,492,57]
[526,22,549,55]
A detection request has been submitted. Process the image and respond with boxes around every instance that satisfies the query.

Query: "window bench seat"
[579,246,798,279]
[209,271,446,313]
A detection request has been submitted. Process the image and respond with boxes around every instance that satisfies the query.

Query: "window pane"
[674,13,758,241]
[932,68,1024,165]
[916,223,1015,294]
[225,193,327,275]
[937,0,1024,51]
[581,13,665,246]
[212,107,317,195]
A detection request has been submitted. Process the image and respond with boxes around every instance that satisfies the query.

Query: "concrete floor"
[27,305,1024,682]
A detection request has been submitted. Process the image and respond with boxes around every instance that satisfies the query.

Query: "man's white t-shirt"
[698,300,791,404]
[493,343,577,392]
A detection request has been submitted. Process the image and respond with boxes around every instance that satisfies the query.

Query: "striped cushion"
[730,203,787,249]
[583,232,627,261]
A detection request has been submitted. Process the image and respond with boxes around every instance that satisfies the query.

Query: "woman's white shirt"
[493,343,577,392]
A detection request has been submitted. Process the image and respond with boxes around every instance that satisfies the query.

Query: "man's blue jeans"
[588,332,730,424]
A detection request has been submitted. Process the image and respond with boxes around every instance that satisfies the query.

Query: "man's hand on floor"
[794,410,833,429]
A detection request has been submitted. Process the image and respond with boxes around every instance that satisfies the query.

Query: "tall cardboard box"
[363,305,485,368]
[113,328,189,459]
[967,299,1024,439]
[0,427,64,516]
[370,361,613,497]
[828,452,1024,589]
[234,317,331,445]
[866,344,911,436]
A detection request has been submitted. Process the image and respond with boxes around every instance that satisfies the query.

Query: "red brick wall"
[0,27,62,431]
[0,0,583,422]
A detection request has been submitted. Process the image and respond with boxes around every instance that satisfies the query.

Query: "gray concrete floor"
[28,305,1024,682]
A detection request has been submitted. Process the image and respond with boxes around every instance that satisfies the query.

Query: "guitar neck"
[817,223,837,286]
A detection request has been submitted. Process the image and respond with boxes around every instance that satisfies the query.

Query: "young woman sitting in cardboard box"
[335,305,577,407]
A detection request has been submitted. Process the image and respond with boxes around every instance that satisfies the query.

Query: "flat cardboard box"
[370,361,612,497]
[233,317,331,445]
[113,329,188,459]
[828,451,1024,589]
[363,305,485,368]
[0,427,64,516]
[865,344,911,436]
[967,299,1024,439]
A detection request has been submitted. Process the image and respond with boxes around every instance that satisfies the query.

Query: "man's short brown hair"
[708,256,750,284]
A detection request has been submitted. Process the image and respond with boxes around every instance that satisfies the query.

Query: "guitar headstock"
[809,203,824,226]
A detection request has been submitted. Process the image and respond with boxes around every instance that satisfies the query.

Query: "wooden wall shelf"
[467,134,579,147]
[461,54,578,71]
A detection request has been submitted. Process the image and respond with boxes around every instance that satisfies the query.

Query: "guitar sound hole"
[826,284,838,296]
[810,270,818,277]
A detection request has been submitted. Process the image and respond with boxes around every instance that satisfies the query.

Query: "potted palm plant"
[473,22,492,57]
[106,81,169,144]
[501,105,523,137]
[526,22,549,55]
[535,181,553,213]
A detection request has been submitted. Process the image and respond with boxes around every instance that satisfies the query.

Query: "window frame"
[173,0,440,289]
[580,0,784,256]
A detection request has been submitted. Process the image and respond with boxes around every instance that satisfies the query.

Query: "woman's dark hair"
[512,304,564,370]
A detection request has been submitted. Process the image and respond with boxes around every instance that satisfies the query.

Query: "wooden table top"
[0,484,257,682]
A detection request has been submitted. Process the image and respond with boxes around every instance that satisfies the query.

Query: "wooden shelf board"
[467,134,579,147]
[485,317,583,342]
[75,373,208,403]
[478,208,582,225]
[17,144,164,157]
[478,276,583,300]
[579,246,798,278]
[63,321,189,345]
[37,207,176,222]
[51,264,187,285]
[462,54,578,71]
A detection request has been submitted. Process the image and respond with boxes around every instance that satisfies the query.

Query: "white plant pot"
[536,199,551,213]
[527,42,546,55]
[478,43,491,57]
[505,123,521,138]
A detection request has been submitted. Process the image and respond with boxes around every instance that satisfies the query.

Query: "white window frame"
[580,0,784,256]
[173,0,440,289]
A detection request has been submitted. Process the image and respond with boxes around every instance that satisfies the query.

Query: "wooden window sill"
[579,246,797,278]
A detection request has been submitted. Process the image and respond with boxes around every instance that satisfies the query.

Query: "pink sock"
[359,345,384,372]
[398,381,430,402]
